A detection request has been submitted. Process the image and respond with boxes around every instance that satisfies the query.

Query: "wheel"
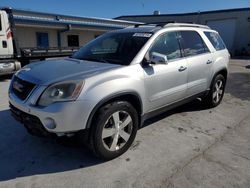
[204,74,226,107]
[90,101,138,160]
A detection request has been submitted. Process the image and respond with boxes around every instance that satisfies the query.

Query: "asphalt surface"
[0,60,249,188]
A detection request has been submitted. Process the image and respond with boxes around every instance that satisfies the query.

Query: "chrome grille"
[11,76,36,100]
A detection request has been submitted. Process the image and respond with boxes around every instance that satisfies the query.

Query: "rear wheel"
[90,101,138,160]
[204,74,226,107]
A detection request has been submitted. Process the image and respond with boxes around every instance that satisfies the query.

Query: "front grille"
[11,76,36,100]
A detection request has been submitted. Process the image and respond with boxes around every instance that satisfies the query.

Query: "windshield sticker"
[133,33,152,37]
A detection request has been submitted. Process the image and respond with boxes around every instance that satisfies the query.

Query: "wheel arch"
[210,68,228,88]
[86,91,143,130]
[215,68,228,81]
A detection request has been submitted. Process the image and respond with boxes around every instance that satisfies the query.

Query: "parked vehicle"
[9,23,230,159]
[0,8,78,76]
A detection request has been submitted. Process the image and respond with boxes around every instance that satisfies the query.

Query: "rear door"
[179,30,213,97]
[0,11,9,57]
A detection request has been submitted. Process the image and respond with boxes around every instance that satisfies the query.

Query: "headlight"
[38,80,84,106]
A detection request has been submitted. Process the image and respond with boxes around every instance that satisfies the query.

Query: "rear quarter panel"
[210,49,230,84]
[198,29,230,86]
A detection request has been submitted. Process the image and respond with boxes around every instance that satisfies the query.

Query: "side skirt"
[140,91,207,127]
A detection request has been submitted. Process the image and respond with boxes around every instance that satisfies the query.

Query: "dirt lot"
[0,60,249,188]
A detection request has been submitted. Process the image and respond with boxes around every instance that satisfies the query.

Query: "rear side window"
[204,32,226,51]
[149,32,182,61]
[180,31,209,57]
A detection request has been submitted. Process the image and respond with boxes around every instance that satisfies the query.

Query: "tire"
[204,74,226,107]
[90,101,138,160]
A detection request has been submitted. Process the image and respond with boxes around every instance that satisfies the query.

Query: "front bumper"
[9,91,94,135]
[10,103,55,137]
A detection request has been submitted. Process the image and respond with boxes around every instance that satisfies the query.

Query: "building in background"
[6,8,250,57]
[10,8,140,49]
[116,8,250,56]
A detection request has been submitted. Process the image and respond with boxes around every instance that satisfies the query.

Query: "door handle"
[178,66,187,72]
[207,60,213,64]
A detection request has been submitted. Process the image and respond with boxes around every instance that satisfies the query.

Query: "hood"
[16,58,121,85]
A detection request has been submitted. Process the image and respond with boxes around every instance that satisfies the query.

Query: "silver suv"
[9,23,229,159]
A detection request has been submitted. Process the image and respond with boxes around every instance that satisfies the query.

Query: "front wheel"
[90,101,138,160]
[204,74,226,107]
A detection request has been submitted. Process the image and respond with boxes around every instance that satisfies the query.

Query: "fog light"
[44,118,56,129]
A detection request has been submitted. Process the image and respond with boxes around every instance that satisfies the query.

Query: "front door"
[143,31,188,111]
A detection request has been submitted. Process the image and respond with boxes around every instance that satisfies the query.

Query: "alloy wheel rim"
[101,111,133,151]
[213,80,223,103]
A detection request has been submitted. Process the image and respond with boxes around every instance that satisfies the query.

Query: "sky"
[1,0,250,19]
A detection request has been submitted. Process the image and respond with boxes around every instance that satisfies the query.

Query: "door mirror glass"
[150,52,168,65]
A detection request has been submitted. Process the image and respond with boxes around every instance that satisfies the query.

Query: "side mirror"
[149,52,168,65]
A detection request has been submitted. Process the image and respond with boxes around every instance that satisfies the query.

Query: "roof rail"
[131,22,210,29]
[164,23,210,29]
[133,23,155,27]
[132,21,174,28]
[146,21,176,27]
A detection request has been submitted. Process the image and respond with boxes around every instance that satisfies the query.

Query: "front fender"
[78,64,146,128]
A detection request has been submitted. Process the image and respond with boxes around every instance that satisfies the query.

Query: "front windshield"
[72,32,152,65]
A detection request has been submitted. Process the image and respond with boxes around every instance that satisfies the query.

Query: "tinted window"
[204,32,226,51]
[149,32,181,61]
[181,31,209,57]
[73,32,151,65]
[36,32,49,48]
[68,35,79,47]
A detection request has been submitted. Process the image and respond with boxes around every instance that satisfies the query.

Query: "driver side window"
[149,32,182,61]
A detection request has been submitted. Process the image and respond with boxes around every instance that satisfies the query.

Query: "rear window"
[204,32,226,51]
[180,31,209,57]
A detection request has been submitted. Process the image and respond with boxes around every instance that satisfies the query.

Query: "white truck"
[0,8,78,76]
